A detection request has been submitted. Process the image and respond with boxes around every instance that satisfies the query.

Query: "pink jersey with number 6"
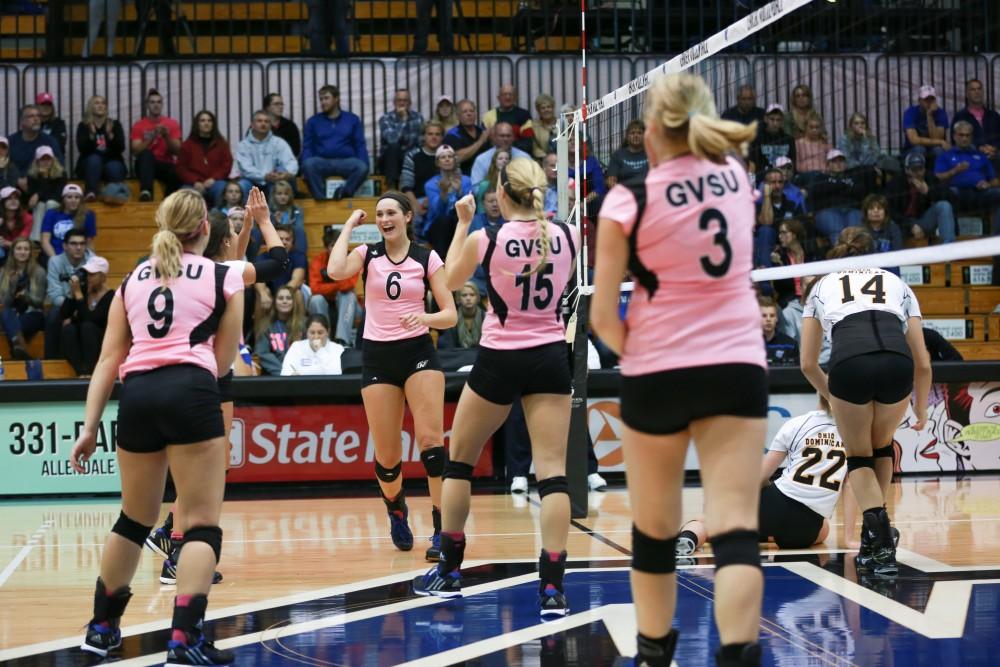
[118,253,244,379]
[354,242,444,342]
[600,155,766,376]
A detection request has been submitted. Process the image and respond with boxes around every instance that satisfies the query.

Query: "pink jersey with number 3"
[600,154,765,376]
[477,219,579,350]
[354,242,444,342]
[118,253,244,379]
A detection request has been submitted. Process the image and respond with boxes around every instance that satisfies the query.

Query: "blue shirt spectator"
[903,85,949,155]
[934,143,996,190]
[269,248,308,293]
[301,85,370,200]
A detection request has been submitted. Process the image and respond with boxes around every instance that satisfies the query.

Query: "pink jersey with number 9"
[118,253,244,379]
[600,154,766,376]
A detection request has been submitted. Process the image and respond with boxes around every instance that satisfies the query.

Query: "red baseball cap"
[35,92,54,105]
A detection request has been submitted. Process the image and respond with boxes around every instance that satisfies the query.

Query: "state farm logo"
[588,400,624,469]
[240,421,423,466]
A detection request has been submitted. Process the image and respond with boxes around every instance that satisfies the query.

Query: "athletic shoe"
[413,566,462,598]
[588,473,608,491]
[425,531,441,562]
[891,527,900,548]
[139,190,153,202]
[159,559,224,585]
[539,584,569,618]
[164,635,234,666]
[855,511,897,576]
[387,502,414,552]
[146,526,174,559]
[675,535,697,557]
[510,476,529,494]
[80,622,122,657]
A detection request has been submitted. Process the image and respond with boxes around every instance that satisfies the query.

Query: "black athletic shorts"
[619,363,769,435]
[758,483,825,549]
[117,364,225,453]
[361,334,442,388]
[217,370,235,403]
[467,341,571,405]
[828,351,914,405]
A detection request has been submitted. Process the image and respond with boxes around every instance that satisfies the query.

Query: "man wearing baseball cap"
[810,149,866,245]
[35,92,68,156]
[885,151,956,244]
[7,104,63,174]
[58,254,112,377]
[902,84,950,165]
[749,103,796,177]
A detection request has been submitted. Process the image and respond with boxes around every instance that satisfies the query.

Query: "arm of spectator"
[40,231,56,258]
[166,122,182,155]
[277,138,299,177]
[588,159,607,197]
[424,177,445,228]
[76,122,97,155]
[300,118,315,162]
[452,129,489,166]
[175,141,200,185]
[757,186,775,227]
[46,259,63,305]
[353,116,370,166]
[129,122,151,154]
[399,151,416,193]
[379,114,401,149]
[109,120,126,157]
[927,109,947,141]
[470,153,489,184]
[280,342,298,376]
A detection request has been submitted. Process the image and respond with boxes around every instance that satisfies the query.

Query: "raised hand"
[455,193,477,225]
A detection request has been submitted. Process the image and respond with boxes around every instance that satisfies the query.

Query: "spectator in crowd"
[302,85,369,200]
[469,189,504,295]
[305,0,349,57]
[176,110,232,207]
[254,284,306,375]
[8,105,63,173]
[773,156,806,211]
[75,95,127,203]
[267,223,308,298]
[606,120,649,189]
[721,85,765,127]
[82,0,122,58]
[470,122,531,184]
[308,225,358,345]
[0,186,31,264]
[953,78,1000,170]
[542,152,559,215]
[281,314,345,375]
[785,84,816,139]
[413,0,453,54]
[750,104,796,176]
[780,275,830,364]
[935,119,1000,229]
[756,167,807,267]
[472,147,510,208]
[43,227,92,358]
[268,179,306,253]
[25,146,66,239]
[0,136,22,191]
[130,89,181,201]
[837,112,883,169]
[811,149,865,245]
[34,92,67,157]
[482,84,532,147]
[264,92,302,160]
[568,137,606,208]
[761,296,798,366]
[923,327,963,361]
[862,194,903,253]
[236,110,299,200]
[433,95,459,132]
[769,218,814,308]
[437,282,485,349]
[886,152,955,243]
[903,84,950,165]
[41,184,96,258]
[0,238,45,359]
[59,254,112,377]
[521,93,559,160]
[213,180,245,218]
[423,144,473,257]
[794,111,831,182]
[445,99,491,175]
[400,120,446,229]
[378,88,425,190]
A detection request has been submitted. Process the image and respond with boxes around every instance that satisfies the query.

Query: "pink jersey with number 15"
[118,253,244,379]
[600,154,766,376]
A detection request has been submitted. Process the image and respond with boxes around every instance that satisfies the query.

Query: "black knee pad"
[710,529,760,570]
[443,460,474,482]
[847,455,876,472]
[537,476,568,499]
[375,459,402,483]
[873,444,894,459]
[112,511,153,548]
[182,525,223,563]
[420,446,447,478]
[631,524,677,574]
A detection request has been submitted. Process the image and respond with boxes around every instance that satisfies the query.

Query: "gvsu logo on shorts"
[229,418,245,468]
[416,359,429,370]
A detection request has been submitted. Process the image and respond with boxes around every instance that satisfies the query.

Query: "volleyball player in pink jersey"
[592,73,766,667]
[328,191,457,559]
[413,158,580,618]
[70,190,244,665]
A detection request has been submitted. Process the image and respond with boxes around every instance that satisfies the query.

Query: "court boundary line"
[0,520,53,588]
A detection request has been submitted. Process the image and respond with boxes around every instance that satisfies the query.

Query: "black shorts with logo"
[758,482,825,549]
[467,341,571,405]
[117,364,225,453]
[619,363,769,435]
[361,334,442,388]
[828,351,914,405]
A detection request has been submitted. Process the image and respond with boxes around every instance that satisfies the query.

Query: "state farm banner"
[226,403,492,483]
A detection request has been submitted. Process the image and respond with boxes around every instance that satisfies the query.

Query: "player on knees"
[72,190,244,665]
[414,159,579,619]
[800,228,931,577]
[592,73,766,666]
[327,193,457,560]
[678,396,844,556]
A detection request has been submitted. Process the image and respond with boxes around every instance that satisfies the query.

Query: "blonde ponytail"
[150,230,183,286]
[151,189,208,286]
[502,157,552,275]
[530,186,550,275]
[647,73,758,162]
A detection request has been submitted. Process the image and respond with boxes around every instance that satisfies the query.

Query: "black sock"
[636,629,678,667]
[382,490,406,513]
[92,577,132,625]
[716,642,761,666]
[171,593,208,644]
[162,511,174,533]
[538,549,567,592]
[431,506,442,534]
[437,531,465,574]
